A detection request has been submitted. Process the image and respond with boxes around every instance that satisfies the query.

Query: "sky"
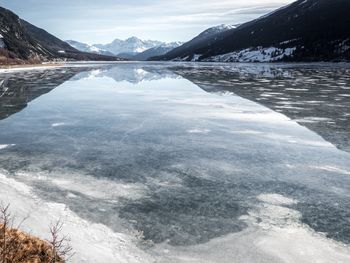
[0,0,294,44]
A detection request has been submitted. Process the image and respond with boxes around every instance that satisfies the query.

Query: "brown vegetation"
[0,48,42,66]
[0,204,73,263]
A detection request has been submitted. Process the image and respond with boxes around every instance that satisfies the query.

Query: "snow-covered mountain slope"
[132,42,183,61]
[66,40,115,56]
[203,47,297,63]
[155,0,350,62]
[94,37,163,56]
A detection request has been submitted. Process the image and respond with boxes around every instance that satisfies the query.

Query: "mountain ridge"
[129,42,183,61]
[94,37,163,57]
[153,0,350,62]
[68,38,183,61]
[149,23,238,61]
[65,40,115,56]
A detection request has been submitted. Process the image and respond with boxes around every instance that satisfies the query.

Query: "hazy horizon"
[0,0,294,44]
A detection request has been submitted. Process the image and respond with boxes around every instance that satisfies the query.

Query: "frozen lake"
[0,62,349,262]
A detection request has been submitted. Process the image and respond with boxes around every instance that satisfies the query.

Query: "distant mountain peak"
[92,37,169,57]
[132,41,184,61]
[65,40,115,56]
[213,24,237,31]
[126,36,141,41]
[67,37,182,60]
[199,24,237,36]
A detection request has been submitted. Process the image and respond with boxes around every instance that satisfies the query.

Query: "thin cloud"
[0,0,294,43]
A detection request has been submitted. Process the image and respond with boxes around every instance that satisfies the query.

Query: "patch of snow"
[172,56,190,62]
[212,24,236,32]
[295,117,332,123]
[280,38,300,45]
[135,47,146,53]
[192,54,201,62]
[66,40,110,54]
[0,34,5,48]
[205,47,296,63]
[0,144,15,150]
[160,41,183,49]
[299,0,309,5]
[88,45,102,53]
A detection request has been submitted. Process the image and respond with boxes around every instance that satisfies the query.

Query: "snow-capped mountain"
[67,37,182,60]
[196,24,237,40]
[66,40,115,56]
[132,42,183,61]
[94,37,163,56]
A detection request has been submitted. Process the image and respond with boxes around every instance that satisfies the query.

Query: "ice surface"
[0,171,152,263]
[149,193,350,263]
[0,62,349,262]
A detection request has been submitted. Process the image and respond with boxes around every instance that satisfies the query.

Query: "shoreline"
[0,170,152,263]
[0,63,64,73]
[0,61,349,74]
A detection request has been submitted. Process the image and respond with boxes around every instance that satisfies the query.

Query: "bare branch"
[47,219,74,263]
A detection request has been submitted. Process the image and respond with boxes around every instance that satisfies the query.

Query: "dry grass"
[0,48,49,67]
[0,204,73,263]
[0,225,65,263]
